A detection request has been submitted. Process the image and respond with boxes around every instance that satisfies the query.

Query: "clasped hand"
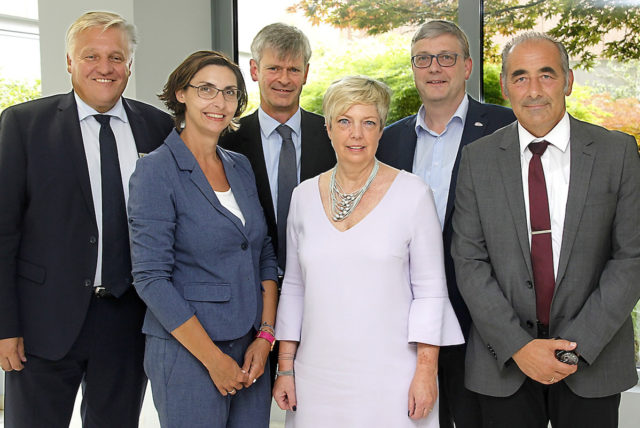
[208,338,270,396]
[512,338,578,384]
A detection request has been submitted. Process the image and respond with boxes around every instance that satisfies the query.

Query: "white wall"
[37,0,212,109]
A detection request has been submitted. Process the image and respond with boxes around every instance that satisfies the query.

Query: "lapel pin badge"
[138,153,147,158]
[474,122,484,127]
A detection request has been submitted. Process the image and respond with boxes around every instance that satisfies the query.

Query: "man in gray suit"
[452,31,640,427]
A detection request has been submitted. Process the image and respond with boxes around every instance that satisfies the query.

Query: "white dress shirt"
[518,112,571,278]
[75,93,139,287]
[257,107,303,214]
[413,95,468,229]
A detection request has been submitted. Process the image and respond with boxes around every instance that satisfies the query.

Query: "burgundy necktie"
[528,141,554,326]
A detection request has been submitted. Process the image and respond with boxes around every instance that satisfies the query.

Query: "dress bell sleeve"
[407,183,464,346]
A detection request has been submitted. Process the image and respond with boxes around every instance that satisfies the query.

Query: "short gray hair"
[322,75,392,130]
[501,32,571,92]
[66,11,137,61]
[250,23,312,65]
[411,20,470,59]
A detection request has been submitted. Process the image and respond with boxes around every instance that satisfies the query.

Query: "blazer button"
[526,280,533,289]
[89,236,97,244]
[241,242,248,250]
[526,320,534,329]
[83,279,92,287]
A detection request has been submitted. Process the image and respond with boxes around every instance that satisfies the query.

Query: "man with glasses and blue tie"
[0,11,172,427]
[377,20,516,428]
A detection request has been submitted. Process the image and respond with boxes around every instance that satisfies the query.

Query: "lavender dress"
[276,171,464,428]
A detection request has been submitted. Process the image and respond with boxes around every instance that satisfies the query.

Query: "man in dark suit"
[0,11,172,427]
[219,22,334,387]
[377,20,515,428]
[452,32,640,427]
[220,22,335,273]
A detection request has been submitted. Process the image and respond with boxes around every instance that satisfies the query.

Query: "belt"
[93,286,116,299]
[537,322,549,339]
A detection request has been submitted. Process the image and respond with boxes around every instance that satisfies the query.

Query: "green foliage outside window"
[0,77,41,113]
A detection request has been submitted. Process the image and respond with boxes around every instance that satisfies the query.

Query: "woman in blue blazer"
[128,51,278,428]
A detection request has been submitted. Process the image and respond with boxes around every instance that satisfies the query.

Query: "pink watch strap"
[256,330,275,349]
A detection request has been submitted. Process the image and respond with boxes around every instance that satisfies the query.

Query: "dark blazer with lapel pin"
[0,91,173,359]
[128,129,278,340]
[377,96,516,338]
[219,109,336,254]
[452,117,640,397]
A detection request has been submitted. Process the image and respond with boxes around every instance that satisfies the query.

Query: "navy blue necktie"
[276,124,297,271]
[94,114,132,297]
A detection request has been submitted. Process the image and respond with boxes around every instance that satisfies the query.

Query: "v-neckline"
[315,170,403,233]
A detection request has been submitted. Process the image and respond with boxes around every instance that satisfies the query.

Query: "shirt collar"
[415,94,469,136]
[75,92,128,123]
[518,111,570,154]
[258,106,302,138]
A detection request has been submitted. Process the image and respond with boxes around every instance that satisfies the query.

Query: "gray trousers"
[144,330,271,428]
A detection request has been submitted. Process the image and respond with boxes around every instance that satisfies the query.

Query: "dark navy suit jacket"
[377,96,516,338]
[219,109,336,255]
[0,91,173,359]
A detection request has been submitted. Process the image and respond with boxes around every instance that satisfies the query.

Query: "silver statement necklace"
[330,158,380,222]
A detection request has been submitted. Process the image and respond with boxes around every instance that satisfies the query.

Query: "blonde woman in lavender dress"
[273,76,464,427]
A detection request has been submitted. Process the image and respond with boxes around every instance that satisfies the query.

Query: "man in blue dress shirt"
[377,20,516,428]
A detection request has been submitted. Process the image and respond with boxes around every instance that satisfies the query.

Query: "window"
[0,0,41,111]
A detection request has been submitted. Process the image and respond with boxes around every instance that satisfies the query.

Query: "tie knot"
[528,140,549,156]
[276,124,293,142]
[94,114,112,126]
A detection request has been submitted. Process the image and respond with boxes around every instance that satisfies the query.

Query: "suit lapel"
[58,92,97,224]
[498,123,533,278]
[299,109,331,179]
[555,118,595,286]
[240,112,276,223]
[394,115,418,172]
[217,148,253,235]
[444,97,486,228]
[123,98,154,156]
[167,132,249,239]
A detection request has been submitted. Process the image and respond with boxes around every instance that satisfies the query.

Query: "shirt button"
[83,279,92,287]
[241,242,248,250]
[89,236,97,244]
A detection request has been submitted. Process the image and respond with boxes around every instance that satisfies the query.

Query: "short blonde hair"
[322,76,392,130]
[66,11,137,61]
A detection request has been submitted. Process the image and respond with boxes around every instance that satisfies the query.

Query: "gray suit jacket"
[452,116,640,398]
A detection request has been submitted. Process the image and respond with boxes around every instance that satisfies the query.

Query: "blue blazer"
[377,96,516,338]
[128,129,278,341]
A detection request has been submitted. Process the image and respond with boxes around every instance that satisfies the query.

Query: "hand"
[241,338,271,387]
[273,374,297,412]
[408,365,437,420]
[512,339,578,384]
[0,337,26,371]
[207,351,249,396]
